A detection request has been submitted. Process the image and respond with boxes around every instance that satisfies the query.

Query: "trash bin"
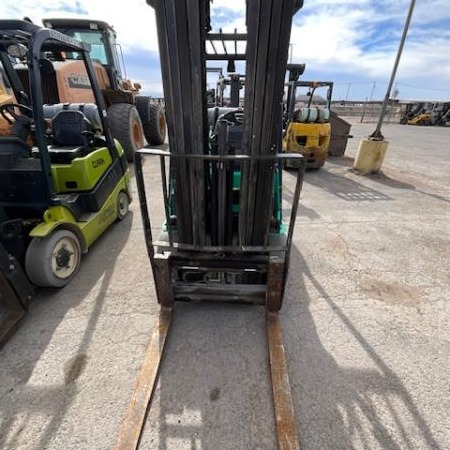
[328,111,353,157]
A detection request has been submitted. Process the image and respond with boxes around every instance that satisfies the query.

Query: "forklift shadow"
[282,181,321,221]
[0,213,133,450]
[327,157,450,205]
[139,300,278,449]
[287,167,393,202]
[283,245,443,450]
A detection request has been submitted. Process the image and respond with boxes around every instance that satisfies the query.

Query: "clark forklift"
[116,1,306,449]
[12,17,166,162]
[0,20,131,343]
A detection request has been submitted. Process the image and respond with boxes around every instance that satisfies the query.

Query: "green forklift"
[0,20,132,341]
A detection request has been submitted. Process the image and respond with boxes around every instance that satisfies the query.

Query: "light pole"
[353,0,416,173]
[370,0,416,140]
[289,43,295,64]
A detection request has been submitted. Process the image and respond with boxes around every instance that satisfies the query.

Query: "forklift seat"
[52,110,91,147]
[41,103,103,164]
[43,103,102,133]
[47,110,92,164]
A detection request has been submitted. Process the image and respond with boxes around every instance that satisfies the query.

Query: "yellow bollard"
[353,138,389,174]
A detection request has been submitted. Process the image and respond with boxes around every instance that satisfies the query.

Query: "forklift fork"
[0,244,33,346]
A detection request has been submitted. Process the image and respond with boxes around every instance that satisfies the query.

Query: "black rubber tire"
[107,103,145,162]
[136,96,166,145]
[25,229,81,288]
[117,191,129,220]
[327,146,346,157]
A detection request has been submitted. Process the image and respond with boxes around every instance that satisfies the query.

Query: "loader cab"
[42,18,124,91]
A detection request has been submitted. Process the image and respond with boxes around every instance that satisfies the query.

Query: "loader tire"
[136,96,166,145]
[108,103,145,162]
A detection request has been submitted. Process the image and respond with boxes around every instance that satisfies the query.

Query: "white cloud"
[3,0,450,100]
[291,0,450,99]
[3,0,159,53]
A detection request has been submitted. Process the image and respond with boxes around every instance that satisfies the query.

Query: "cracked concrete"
[0,121,449,449]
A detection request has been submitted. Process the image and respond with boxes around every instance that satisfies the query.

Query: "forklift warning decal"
[98,204,115,225]
[67,73,91,89]
[92,158,105,169]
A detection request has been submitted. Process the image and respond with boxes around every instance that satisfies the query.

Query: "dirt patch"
[209,386,221,402]
[63,353,89,384]
[360,276,421,307]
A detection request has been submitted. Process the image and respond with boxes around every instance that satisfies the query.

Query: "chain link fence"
[331,101,403,124]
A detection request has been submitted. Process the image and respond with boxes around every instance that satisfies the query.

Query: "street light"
[353,0,416,173]
[370,0,416,140]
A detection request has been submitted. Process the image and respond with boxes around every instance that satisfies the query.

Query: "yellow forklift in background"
[282,64,333,169]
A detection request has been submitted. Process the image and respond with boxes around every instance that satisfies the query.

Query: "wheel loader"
[11,18,166,162]
[0,20,132,343]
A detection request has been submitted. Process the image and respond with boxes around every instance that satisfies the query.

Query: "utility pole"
[368,81,376,101]
[345,82,351,102]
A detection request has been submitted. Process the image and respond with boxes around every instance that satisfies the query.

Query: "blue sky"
[3,0,450,101]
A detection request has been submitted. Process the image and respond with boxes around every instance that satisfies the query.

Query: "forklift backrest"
[40,103,103,163]
[43,103,102,133]
[51,110,91,147]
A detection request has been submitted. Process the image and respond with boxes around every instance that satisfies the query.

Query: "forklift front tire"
[25,229,82,288]
[117,191,129,221]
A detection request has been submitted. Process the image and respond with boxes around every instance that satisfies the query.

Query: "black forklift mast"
[285,63,306,123]
[134,0,306,310]
[116,2,307,448]
[148,0,301,243]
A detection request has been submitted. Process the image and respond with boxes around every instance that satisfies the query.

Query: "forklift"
[0,20,132,343]
[116,1,306,449]
[401,101,450,126]
[215,72,245,107]
[282,64,334,169]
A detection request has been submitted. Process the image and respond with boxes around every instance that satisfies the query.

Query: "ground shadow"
[285,168,392,202]
[0,213,133,450]
[327,155,355,168]
[326,156,450,204]
[139,302,276,450]
[366,171,450,204]
[282,179,321,220]
[283,245,443,450]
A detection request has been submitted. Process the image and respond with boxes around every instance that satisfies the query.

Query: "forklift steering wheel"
[0,103,33,125]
